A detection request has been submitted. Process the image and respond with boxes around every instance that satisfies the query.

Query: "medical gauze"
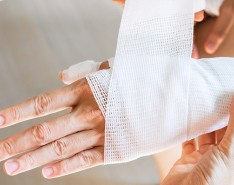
[86,0,234,164]
[205,0,224,16]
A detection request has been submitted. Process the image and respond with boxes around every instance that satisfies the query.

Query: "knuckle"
[82,109,104,123]
[2,140,15,155]
[9,107,20,122]
[22,154,37,168]
[32,123,51,145]
[89,109,104,122]
[82,82,92,95]
[33,94,51,115]
[51,140,68,159]
[71,79,91,96]
[59,160,70,174]
[78,149,104,168]
[77,152,94,168]
[95,132,105,146]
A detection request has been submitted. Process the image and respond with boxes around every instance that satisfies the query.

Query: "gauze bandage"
[205,0,224,16]
[86,0,234,164]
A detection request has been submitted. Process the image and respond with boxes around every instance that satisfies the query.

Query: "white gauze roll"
[86,0,234,164]
[205,0,224,16]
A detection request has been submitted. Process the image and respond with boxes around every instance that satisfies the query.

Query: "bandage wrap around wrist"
[86,0,234,164]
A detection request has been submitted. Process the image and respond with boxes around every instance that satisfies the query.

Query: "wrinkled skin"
[0,78,105,178]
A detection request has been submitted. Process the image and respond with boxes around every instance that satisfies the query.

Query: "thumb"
[204,4,234,54]
[60,60,102,85]
[219,100,234,158]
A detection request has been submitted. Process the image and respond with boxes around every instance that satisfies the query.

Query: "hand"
[0,77,105,178]
[161,102,234,185]
[204,0,234,54]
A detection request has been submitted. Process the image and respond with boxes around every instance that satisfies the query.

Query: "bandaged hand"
[161,101,234,185]
[0,77,105,178]
[205,0,234,54]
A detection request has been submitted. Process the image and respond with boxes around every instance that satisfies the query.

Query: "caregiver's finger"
[0,79,86,128]
[204,4,234,54]
[219,101,234,157]
[198,132,216,152]
[42,146,104,179]
[194,10,204,22]
[4,130,104,176]
[216,127,227,144]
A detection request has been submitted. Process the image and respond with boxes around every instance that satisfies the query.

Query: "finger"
[112,0,125,5]
[204,5,234,54]
[0,114,77,161]
[99,61,110,70]
[0,101,104,162]
[3,130,103,176]
[0,79,86,128]
[182,139,196,156]
[216,127,227,144]
[42,146,104,179]
[194,10,204,22]
[198,132,216,151]
[60,60,102,85]
[219,101,234,156]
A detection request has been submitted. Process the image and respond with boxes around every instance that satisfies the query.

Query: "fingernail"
[5,161,19,175]
[0,115,5,126]
[43,167,54,177]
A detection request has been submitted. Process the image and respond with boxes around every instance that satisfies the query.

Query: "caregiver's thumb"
[218,100,234,159]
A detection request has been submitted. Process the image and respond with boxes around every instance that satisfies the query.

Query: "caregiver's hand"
[0,78,105,178]
[204,0,234,54]
[161,102,234,185]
